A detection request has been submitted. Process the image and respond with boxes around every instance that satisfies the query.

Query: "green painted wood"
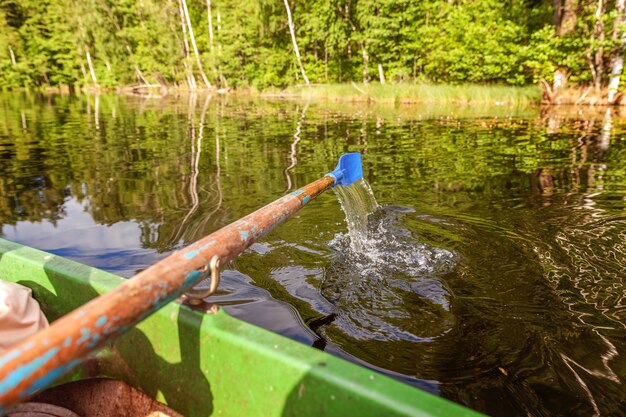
[0,238,485,417]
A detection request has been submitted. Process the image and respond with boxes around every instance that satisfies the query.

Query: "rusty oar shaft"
[0,175,335,409]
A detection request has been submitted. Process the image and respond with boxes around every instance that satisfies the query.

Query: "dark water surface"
[2,93,626,416]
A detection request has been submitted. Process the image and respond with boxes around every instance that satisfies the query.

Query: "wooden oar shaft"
[0,175,335,410]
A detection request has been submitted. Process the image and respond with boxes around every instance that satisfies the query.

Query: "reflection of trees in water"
[534,113,625,413]
[415,111,626,416]
[167,94,231,247]
[2,94,625,246]
[169,95,210,243]
[0,94,334,251]
[492,110,626,416]
[2,96,625,230]
[0,95,72,227]
[0,94,219,250]
[533,108,621,199]
[283,103,308,191]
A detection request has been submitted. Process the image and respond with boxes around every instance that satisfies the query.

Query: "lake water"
[1,93,626,416]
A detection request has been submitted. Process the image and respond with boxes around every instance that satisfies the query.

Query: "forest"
[1,0,626,96]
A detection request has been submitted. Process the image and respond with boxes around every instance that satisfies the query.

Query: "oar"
[0,152,363,409]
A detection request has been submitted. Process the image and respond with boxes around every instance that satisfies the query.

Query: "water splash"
[324,180,458,342]
[332,178,380,251]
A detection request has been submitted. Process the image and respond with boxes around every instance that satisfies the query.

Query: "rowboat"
[0,237,483,416]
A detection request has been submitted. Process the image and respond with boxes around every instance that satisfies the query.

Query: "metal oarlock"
[185,255,221,305]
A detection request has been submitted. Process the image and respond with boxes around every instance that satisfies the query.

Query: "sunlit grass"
[280,83,541,105]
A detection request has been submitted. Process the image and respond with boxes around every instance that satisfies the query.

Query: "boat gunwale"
[0,238,484,417]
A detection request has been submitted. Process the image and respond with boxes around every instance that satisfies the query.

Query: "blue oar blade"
[328,152,363,187]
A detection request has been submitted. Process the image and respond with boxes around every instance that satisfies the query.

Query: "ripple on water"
[421,194,626,417]
[537,210,626,330]
[323,204,458,342]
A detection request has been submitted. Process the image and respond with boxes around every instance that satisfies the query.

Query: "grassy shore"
[275,83,542,105]
[15,82,543,106]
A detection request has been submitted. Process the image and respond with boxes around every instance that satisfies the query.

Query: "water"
[2,93,626,416]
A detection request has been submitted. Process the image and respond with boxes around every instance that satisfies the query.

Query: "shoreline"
[7,83,626,107]
[9,83,542,106]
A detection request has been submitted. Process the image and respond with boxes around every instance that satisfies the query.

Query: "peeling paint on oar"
[0,153,363,408]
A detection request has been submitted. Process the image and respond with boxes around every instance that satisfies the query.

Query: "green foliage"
[521,25,588,84]
[0,0,623,89]
[415,0,529,84]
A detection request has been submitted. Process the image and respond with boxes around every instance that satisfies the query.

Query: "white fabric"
[0,281,49,354]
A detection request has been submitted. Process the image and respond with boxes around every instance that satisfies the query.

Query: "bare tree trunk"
[206,0,215,54]
[284,0,309,85]
[76,15,98,89]
[553,0,577,92]
[608,56,625,104]
[79,59,88,82]
[592,0,606,89]
[324,44,328,82]
[177,0,196,90]
[612,0,625,42]
[216,10,226,86]
[180,0,212,89]
[206,0,221,85]
[361,43,369,84]
[608,0,626,104]
[135,66,150,85]
[556,0,577,36]
[86,49,99,88]
[377,63,385,84]
[553,0,563,32]
[8,46,16,66]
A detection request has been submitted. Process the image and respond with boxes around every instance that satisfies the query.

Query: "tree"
[608,0,626,103]
[3,0,626,92]
[555,0,577,36]
[284,0,309,84]
[180,0,212,89]
[590,0,607,89]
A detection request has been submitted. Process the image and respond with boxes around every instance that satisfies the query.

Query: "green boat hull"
[0,238,483,417]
